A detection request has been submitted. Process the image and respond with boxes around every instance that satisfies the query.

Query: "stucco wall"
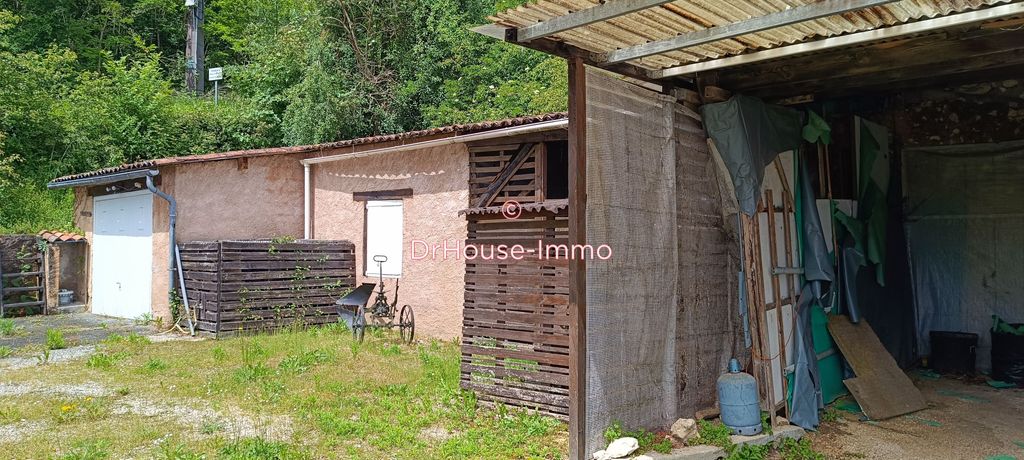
[73,153,309,321]
[170,154,306,242]
[312,145,469,340]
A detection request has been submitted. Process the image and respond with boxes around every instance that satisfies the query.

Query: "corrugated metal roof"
[50,112,567,185]
[489,0,1011,71]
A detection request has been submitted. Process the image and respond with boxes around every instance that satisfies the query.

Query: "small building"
[47,113,567,340]
[479,1,1024,457]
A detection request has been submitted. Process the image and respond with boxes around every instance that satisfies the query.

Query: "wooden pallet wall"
[469,143,543,205]
[179,240,355,336]
[461,210,570,420]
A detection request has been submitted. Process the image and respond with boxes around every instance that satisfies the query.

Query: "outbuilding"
[479,1,1024,457]
[47,113,568,340]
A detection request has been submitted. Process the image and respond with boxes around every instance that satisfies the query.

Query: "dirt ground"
[808,375,1024,459]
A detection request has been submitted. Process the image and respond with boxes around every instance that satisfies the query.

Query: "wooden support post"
[765,191,789,417]
[535,143,547,202]
[567,55,588,460]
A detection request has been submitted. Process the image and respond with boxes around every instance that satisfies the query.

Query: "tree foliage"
[0,0,565,233]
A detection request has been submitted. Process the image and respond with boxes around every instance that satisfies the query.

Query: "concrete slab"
[646,444,725,460]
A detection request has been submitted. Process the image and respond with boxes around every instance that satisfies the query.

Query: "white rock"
[605,437,640,458]
[593,449,607,460]
[671,418,698,442]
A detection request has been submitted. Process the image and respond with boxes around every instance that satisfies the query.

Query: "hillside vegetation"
[0,0,566,233]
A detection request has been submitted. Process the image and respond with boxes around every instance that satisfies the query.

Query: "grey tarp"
[701,95,804,216]
[789,159,836,430]
[703,94,832,430]
[904,140,1024,371]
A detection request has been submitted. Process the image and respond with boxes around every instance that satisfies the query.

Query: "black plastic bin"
[992,324,1024,385]
[930,331,978,375]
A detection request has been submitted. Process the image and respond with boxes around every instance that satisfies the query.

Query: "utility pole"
[185,0,205,94]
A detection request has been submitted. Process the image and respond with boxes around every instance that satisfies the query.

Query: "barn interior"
[479,1,1024,457]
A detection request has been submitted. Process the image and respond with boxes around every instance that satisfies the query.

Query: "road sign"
[208,67,223,81]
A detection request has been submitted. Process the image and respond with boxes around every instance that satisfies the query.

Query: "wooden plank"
[352,188,413,202]
[567,56,587,460]
[2,300,44,308]
[463,309,569,327]
[463,327,570,348]
[1,271,43,278]
[602,0,896,64]
[2,286,43,294]
[461,362,568,386]
[462,344,569,368]
[827,316,927,420]
[475,143,536,208]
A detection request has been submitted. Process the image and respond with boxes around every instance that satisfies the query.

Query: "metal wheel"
[352,305,366,343]
[399,304,415,344]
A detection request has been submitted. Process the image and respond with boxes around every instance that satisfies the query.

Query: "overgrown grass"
[0,325,567,459]
[0,345,11,358]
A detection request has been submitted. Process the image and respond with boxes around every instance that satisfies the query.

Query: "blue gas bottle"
[717,358,762,436]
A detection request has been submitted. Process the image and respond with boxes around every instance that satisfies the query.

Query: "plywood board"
[827,316,927,420]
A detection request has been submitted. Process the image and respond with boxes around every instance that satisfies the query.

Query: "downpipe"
[145,174,181,330]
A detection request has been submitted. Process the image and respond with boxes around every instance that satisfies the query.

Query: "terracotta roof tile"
[50,112,567,185]
[38,230,86,243]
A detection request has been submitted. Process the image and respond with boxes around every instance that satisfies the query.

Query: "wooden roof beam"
[514,0,676,43]
[601,0,898,64]
[653,2,1024,79]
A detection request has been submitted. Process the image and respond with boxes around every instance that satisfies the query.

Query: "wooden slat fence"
[0,236,46,317]
[180,240,355,336]
[461,210,570,420]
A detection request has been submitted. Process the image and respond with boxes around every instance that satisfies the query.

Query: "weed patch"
[218,437,308,460]
[86,351,129,370]
[46,328,66,350]
[0,345,12,358]
[603,420,673,454]
[779,437,825,460]
[55,439,111,460]
[0,318,16,336]
[54,397,109,424]
[142,358,168,372]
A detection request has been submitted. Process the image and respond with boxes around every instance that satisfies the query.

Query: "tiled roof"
[38,230,86,243]
[50,112,567,185]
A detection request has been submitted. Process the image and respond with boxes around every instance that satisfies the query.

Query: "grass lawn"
[0,324,567,459]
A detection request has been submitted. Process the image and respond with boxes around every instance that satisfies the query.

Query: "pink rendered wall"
[311,144,469,340]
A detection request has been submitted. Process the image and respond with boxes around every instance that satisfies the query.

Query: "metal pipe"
[303,164,311,239]
[145,174,178,326]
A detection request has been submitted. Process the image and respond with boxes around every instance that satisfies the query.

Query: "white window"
[365,200,403,277]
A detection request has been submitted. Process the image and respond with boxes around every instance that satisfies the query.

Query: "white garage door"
[91,190,153,319]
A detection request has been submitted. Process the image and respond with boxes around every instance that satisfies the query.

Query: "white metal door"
[91,190,153,318]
